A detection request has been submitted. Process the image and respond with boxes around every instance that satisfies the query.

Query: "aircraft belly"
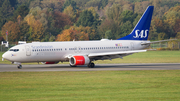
[31,52,65,62]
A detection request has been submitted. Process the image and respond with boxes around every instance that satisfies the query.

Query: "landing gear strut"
[88,62,95,68]
[17,64,22,69]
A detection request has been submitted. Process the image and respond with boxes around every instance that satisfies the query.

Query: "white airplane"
[2,6,167,69]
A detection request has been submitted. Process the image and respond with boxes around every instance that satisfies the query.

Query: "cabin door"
[25,45,31,56]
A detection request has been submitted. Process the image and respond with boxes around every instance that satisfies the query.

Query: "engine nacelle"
[69,56,90,66]
[41,61,59,64]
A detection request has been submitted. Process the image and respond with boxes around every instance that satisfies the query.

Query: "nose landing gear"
[13,62,22,69]
[17,65,22,69]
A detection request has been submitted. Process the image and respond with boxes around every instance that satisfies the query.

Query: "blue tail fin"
[118,6,154,40]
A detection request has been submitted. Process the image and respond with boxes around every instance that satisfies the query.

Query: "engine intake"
[70,56,90,66]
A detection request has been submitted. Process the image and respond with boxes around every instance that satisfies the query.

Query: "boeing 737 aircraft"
[2,6,164,69]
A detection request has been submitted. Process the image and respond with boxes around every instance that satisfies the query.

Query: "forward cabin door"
[25,45,31,56]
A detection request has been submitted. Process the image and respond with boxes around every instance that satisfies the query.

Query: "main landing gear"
[17,64,22,69]
[88,62,95,68]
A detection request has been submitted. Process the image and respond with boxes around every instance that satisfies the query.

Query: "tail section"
[118,6,154,40]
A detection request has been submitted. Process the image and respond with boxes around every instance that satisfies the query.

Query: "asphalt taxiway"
[0,63,180,72]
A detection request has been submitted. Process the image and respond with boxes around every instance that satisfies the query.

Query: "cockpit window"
[9,49,19,52]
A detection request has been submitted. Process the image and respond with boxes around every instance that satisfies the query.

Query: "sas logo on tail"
[133,30,148,38]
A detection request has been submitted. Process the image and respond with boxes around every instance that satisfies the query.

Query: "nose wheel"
[17,65,22,69]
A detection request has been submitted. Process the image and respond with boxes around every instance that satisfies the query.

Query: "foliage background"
[0,0,180,43]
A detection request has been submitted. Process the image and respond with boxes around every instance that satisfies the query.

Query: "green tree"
[13,4,29,21]
[63,0,77,11]
[0,0,13,17]
[9,0,17,8]
[120,21,133,38]
[87,7,99,19]
[76,10,100,28]
[106,4,123,25]
[100,0,108,9]
[176,32,180,39]
[105,30,112,39]
[98,19,120,39]
[19,21,30,41]
[85,0,108,9]
[0,0,4,7]
[63,5,76,22]
[0,0,13,28]
[158,32,167,40]
[53,11,73,30]
[49,35,55,42]
[29,0,41,9]
[120,10,138,23]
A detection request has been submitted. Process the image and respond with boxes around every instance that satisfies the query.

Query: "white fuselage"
[2,39,150,63]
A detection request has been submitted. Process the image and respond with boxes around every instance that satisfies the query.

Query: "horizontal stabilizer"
[141,39,177,45]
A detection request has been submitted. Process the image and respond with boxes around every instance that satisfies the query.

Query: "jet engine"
[69,56,90,66]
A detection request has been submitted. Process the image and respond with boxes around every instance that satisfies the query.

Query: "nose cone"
[2,52,10,61]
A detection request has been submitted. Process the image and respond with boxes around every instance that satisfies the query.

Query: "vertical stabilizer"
[118,6,154,40]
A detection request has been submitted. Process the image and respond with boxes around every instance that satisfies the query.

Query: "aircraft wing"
[88,50,146,60]
[141,39,177,45]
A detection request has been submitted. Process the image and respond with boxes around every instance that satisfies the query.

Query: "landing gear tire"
[17,65,22,69]
[88,63,95,68]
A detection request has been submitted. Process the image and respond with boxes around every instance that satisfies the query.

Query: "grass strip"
[0,70,180,101]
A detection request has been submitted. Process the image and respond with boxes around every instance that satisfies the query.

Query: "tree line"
[0,0,180,43]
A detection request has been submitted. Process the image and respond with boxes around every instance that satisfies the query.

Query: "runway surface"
[0,63,180,72]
